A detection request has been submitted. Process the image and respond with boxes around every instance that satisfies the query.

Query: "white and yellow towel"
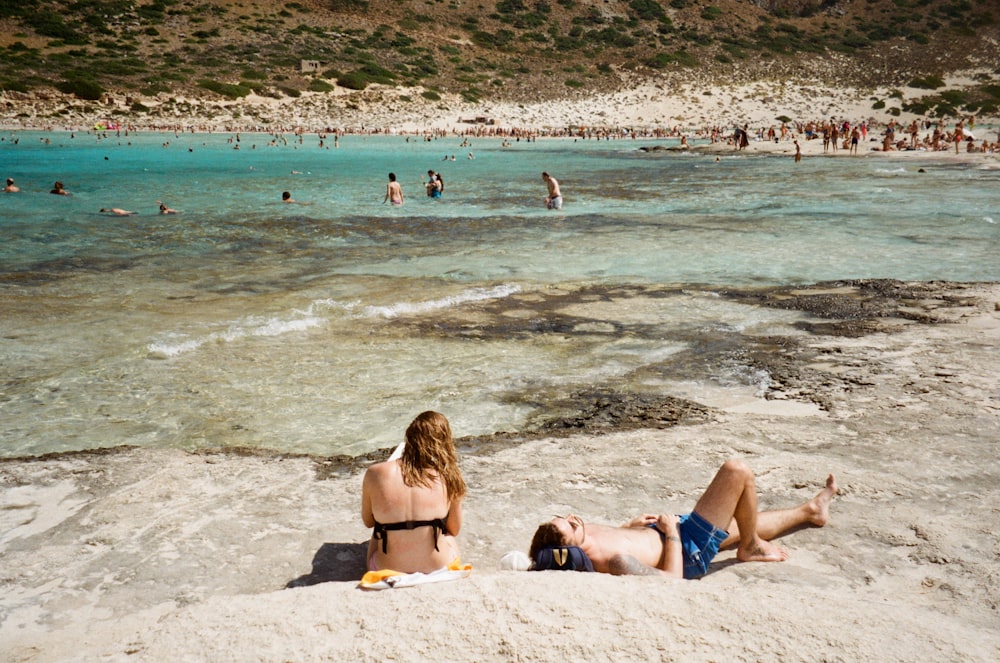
[359,558,472,590]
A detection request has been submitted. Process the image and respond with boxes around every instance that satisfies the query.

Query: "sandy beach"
[2,280,999,661]
[3,68,998,141]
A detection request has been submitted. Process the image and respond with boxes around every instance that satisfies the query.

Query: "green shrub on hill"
[27,13,89,45]
[198,79,252,98]
[1,79,32,93]
[461,86,482,102]
[700,6,722,21]
[588,26,638,48]
[909,75,945,89]
[647,49,697,68]
[56,77,104,100]
[135,0,169,22]
[337,63,396,90]
[628,0,666,21]
[308,79,335,92]
[140,82,171,95]
[241,68,268,80]
[328,0,370,9]
[472,29,516,49]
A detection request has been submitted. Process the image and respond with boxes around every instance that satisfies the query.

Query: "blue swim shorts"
[678,511,729,579]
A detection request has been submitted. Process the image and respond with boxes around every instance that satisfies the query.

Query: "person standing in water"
[542,172,562,210]
[383,172,403,206]
[425,170,443,198]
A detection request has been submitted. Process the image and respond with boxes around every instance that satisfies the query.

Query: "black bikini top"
[372,518,450,554]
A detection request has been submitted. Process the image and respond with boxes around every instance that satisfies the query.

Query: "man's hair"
[528,522,566,561]
[401,410,466,500]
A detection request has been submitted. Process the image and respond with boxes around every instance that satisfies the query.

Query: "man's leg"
[690,460,788,563]
[721,473,838,548]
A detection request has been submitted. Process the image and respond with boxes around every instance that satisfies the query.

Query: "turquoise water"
[2,130,999,457]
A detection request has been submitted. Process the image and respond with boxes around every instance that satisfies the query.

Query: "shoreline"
[4,69,999,140]
[3,279,999,660]
[5,123,998,165]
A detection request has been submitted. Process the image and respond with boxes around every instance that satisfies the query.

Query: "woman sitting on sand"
[362,411,466,573]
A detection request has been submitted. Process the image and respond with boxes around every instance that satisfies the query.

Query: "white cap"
[498,550,531,571]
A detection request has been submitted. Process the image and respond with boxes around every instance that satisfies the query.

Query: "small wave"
[147,310,326,359]
[147,335,206,359]
[147,284,521,358]
[874,167,906,174]
[986,217,996,224]
[363,283,522,318]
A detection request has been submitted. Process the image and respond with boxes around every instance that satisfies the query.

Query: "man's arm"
[621,514,656,528]
[656,513,684,578]
[608,554,663,576]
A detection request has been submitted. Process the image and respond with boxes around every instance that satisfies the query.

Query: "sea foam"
[362,283,522,318]
[146,284,521,358]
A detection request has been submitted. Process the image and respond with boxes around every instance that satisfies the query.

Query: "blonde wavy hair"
[401,411,466,500]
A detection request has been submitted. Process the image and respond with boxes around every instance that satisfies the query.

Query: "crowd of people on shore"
[5,114,998,155]
[713,116,1000,154]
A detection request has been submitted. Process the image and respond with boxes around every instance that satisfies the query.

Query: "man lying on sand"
[529,459,837,578]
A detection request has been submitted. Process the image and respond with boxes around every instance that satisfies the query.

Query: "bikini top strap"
[372,518,449,554]
[372,521,389,554]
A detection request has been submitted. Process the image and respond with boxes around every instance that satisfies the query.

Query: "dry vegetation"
[0,0,998,117]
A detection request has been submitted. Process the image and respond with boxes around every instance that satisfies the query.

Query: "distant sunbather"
[362,411,466,574]
[529,459,838,578]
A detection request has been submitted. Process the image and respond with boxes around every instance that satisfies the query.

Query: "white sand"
[2,283,999,661]
[3,68,997,135]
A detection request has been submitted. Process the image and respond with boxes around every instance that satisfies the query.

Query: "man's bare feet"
[807,474,839,527]
[737,537,789,563]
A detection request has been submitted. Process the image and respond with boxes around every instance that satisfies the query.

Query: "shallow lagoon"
[2,131,998,456]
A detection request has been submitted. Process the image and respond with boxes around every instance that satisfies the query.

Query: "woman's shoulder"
[364,458,401,481]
